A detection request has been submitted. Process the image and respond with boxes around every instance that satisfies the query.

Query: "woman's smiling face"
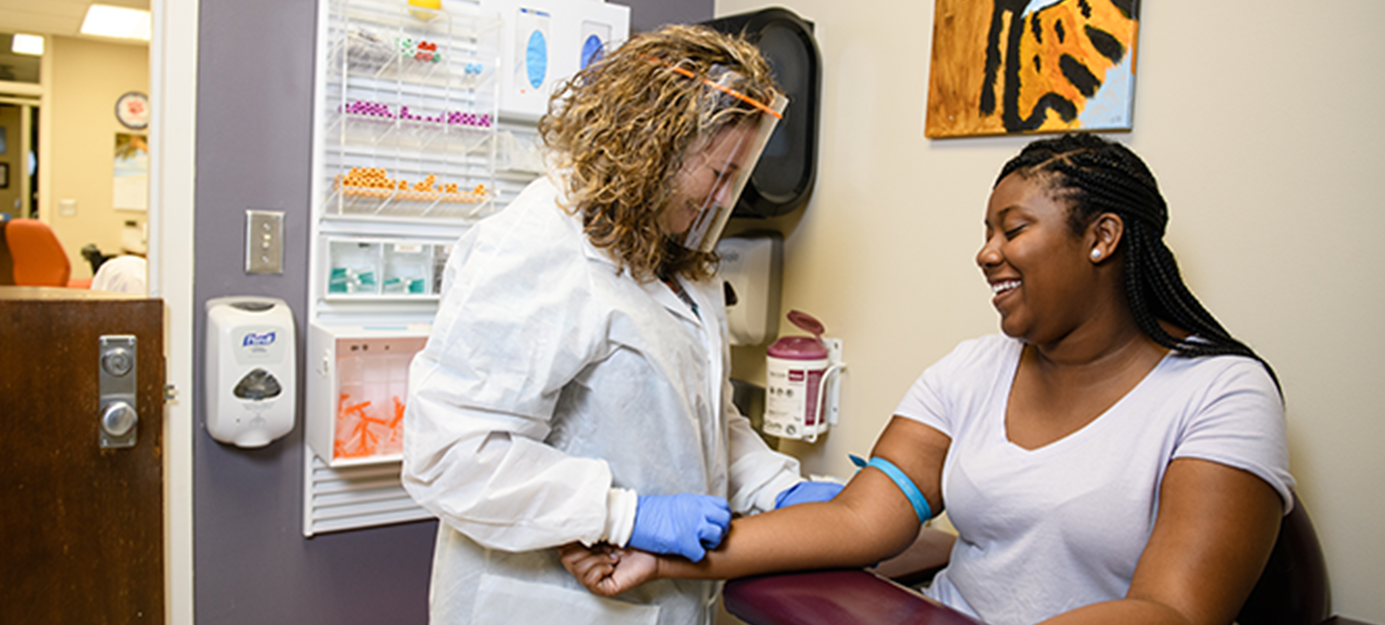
[977,172,1096,344]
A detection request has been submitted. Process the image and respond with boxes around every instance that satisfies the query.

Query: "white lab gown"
[402,175,803,625]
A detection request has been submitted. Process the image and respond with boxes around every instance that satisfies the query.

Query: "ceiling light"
[12,34,44,56]
[80,4,153,41]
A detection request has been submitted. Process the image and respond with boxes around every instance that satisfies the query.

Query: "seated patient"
[562,133,1294,625]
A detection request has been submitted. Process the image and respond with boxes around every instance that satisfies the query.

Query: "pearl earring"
[1090,249,1103,260]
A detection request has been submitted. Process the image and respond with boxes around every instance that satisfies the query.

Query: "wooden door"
[0,287,165,625]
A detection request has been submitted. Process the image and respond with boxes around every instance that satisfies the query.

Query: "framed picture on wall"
[925,0,1141,138]
[113,134,149,211]
[0,162,8,189]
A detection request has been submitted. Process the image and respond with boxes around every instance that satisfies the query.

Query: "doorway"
[0,4,197,622]
[0,30,39,221]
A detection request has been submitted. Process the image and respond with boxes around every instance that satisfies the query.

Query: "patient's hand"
[559,542,659,597]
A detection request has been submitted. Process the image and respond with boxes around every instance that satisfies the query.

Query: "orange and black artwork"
[926,0,1140,138]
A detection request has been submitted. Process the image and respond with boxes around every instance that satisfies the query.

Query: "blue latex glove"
[774,481,845,509]
[628,493,732,562]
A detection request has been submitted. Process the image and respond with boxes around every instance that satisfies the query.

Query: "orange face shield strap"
[641,54,783,120]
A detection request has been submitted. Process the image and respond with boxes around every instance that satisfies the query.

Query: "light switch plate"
[245,210,284,274]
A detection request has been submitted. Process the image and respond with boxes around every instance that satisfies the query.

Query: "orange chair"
[4,218,73,287]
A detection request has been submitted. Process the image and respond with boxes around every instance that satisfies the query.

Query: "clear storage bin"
[307,323,430,465]
[325,237,452,300]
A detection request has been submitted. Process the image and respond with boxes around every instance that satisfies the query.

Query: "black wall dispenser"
[703,7,821,219]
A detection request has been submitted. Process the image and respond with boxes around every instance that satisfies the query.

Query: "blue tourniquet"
[850,454,933,524]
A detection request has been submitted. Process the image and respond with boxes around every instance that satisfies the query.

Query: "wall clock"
[116,91,150,130]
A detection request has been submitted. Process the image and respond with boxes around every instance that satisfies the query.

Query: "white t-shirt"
[894,334,1294,625]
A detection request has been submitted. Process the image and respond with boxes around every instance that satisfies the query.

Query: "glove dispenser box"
[307,323,429,466]
[205,296,297,448]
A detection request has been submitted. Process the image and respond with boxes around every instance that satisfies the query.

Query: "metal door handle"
[102,401,138,437]
[99,335,138,449]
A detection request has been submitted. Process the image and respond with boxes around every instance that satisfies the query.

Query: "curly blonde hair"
[538,24,780,283]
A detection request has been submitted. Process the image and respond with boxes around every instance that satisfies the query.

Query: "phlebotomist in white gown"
[402,25,841,625]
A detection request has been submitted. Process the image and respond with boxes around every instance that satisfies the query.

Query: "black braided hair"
[996,133,1279,389]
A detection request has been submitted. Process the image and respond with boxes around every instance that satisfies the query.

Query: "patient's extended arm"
[561,417,950,596]
[562,416,1283,625]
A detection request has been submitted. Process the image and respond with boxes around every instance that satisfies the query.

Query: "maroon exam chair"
[725,494,1371,625]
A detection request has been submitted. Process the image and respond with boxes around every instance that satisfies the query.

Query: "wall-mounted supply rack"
[304,0,627,536]
[319,0,501,223]
[305,0,503,536]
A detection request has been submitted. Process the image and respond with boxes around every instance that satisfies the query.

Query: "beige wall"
[718,0,1385,621]
[0,104,21,218]
[48,36,148,279]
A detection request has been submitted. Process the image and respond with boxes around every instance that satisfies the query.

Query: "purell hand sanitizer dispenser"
[206,296,296,448]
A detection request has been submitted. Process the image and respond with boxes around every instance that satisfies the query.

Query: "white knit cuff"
[596,487,638,547]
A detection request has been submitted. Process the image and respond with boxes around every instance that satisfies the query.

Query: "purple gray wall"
[192,0,712,623]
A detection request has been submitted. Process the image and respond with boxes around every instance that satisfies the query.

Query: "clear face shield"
[664,66,787,253]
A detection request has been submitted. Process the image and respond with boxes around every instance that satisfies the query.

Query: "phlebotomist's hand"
[773,481,845,509]
[627,493,731,562]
